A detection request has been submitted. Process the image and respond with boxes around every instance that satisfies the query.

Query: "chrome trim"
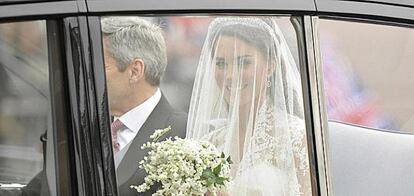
[304,15,330,196]
[0,183,26,189]
[316,0,414,23]
[312,15,334,196]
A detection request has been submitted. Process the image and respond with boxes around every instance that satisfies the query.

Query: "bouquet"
[131,126,232,196]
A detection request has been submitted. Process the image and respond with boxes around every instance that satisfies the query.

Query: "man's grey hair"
[101,16,167,86]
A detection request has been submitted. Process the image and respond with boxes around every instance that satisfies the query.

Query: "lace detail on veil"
[237,101,309,196]
[202,101,310,195]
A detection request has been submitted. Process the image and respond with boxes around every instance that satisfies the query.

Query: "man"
[17,17,186,196]
[101,17,187,195]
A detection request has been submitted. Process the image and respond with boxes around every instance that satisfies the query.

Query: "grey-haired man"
[101,17,186,195]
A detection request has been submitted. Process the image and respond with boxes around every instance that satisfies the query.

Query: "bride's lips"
[225,84,248,91]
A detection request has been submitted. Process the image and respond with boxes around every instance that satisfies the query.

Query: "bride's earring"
[266,77,271,88]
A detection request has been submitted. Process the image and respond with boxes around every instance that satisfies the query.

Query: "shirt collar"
[117,88,161,133]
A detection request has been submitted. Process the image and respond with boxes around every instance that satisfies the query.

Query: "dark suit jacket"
[18,95,187,196]
[116,95,187,196]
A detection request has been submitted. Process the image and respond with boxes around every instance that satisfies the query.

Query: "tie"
[111,119,125,153]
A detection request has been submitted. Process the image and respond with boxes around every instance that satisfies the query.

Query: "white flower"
[150,126,172,141]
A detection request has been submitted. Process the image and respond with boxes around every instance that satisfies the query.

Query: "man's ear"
[129,58,145,83]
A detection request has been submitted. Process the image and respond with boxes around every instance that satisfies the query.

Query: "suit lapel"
[116,96,173,185]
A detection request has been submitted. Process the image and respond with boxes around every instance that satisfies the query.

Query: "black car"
[0,0,413,195]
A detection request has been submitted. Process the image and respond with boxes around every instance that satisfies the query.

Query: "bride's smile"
[225,83,248,91]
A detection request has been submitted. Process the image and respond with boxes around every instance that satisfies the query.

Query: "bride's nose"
[224,63,237,80]
[223,63,244,84]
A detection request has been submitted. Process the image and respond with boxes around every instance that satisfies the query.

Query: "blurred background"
[0,20,49,185]
[319,19,414,133]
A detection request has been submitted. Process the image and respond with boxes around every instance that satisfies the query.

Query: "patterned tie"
[111,119,125,153]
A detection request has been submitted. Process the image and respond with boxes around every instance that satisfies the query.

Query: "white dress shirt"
[115,88,161,151]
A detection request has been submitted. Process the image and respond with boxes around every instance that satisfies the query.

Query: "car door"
[313,0,414,195]
[0,1,117,195]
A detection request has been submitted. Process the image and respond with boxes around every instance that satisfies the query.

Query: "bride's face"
[214,35,269,107]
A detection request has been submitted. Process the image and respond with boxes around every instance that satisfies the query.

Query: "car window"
[0,20,55,194]
[319,19,414,195]
[100,15,313,195]
[319,19,414,133]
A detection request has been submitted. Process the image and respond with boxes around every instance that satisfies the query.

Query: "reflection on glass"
[320,19,414,133]
[0,21,48,188]
[320,19,414,196]
[102,16,311,196]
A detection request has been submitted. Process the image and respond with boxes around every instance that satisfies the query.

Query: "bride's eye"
[216,58,227,69]
[237,56,254,68]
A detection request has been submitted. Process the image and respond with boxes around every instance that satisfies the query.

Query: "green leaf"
[226,156,233,164]
[202,169,218,187]
[215,177,228,185]
[202,166,230,187]
[221,152,225,158]
[213,164,222,175]
[202,169,215,179]
[206,178,215,187]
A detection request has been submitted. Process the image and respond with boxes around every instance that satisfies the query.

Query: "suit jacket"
[19,96,187,196]
[117,95,187,196]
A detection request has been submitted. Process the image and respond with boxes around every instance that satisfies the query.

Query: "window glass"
[319,19,414,196]
[101,16,312,195]
[320,19,414,133]
[0,20,52,194]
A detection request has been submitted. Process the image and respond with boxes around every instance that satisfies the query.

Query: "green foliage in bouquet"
[201,152,232,188]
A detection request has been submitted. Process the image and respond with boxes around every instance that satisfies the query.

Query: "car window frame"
[88,12,325,196]
[0,2,106,195]
[85,0,327,194]
[310,1,414,195]
[314,0,414,24]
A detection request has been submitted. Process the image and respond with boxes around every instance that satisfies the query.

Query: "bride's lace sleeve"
[290,117,312,196]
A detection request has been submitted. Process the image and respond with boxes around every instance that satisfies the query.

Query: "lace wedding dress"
[202,102,311,196]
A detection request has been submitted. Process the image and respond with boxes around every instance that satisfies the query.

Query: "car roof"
[0,0,413,25]
[0,0,413,9]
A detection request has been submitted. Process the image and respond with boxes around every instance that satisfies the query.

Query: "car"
[0,0,413,195]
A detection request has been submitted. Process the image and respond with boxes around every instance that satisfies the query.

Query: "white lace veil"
[187,17,311,196]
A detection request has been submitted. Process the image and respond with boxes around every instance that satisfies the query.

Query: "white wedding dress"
[202,103,310,196]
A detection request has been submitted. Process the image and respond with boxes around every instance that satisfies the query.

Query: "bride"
[187,17,312,196]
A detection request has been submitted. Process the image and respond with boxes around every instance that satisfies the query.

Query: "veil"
[187,17,311,196]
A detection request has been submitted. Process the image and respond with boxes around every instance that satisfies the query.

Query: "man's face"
[103,42,130,114]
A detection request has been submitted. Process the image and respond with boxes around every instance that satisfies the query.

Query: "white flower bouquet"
[130,126,232,196]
